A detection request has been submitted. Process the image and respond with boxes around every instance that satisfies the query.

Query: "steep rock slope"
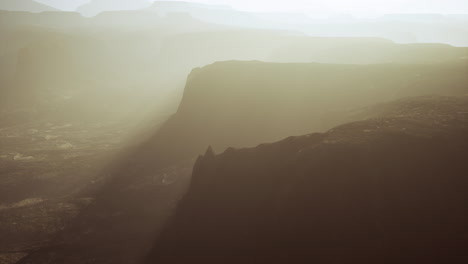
[148,60,468,165]
[15,59,468,264]
[147,95,468,264]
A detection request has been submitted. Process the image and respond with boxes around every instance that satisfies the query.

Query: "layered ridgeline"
[0,0,58,12]
[1,29,169,125]
[2,1,468,45]
[77,0,151,17]
[157,35,468,77]
[2,6,468,46]
[3,16,466,125]
[268,38,468,64]
[17,60,468,264]
[147,60,468,165]
[146,95,468,264]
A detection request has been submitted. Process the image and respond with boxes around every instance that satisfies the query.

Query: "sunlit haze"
[35,0,468,14]
[161,0,468,14]
[1,0,468,263]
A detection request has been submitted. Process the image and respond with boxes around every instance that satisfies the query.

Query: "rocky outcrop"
[146,95,468,264]
[14,58,468,263]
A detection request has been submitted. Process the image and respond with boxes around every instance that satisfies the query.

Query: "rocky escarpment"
[147,60,468,165]
[16,59,468,264]
[147,95,468,264]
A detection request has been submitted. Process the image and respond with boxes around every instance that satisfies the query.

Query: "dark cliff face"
[146,96,468,264]
[148,61,468,165]
[15,58,468,263]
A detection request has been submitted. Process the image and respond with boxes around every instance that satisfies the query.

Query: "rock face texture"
[148,60,468,165]
[146,96,468,264]
[16,59,467,264]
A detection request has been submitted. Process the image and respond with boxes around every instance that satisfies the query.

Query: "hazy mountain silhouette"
[0,28,173,126]
[148,1,233,14]
[269,38,468,64]
[146,60,468,164]
[0,10,85,28]
[0,0,58,12]
[298,18,468,46]
[146,95,468,264]
[18,58,468,264]
[145,2,468,46]
[153,34,468,103]
[34,0,88,11]
[3,8,468,264]
[0,8,223,31]
[146,1,258,27]
[1,8,468,46]
[149,3,468,45]
[77,0,151,17]
[4,13,465,129]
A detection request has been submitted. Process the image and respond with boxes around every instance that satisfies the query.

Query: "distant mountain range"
[1,2,468,45]
[3,6,468,264]
[77,0,151,17]
[34,0,88,11]
[0,0,58,12]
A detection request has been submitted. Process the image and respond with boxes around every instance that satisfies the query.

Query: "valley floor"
[0,120,135,264]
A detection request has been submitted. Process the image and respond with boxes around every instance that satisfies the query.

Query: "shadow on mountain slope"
[146,95,468,264]
[16,60,468,263]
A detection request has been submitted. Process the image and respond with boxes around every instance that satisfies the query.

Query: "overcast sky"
[35,0,468,14]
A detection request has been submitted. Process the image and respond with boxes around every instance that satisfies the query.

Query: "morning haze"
[0,0,467,263]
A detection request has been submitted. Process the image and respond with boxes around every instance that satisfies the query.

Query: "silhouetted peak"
[204,145,215,159]
[192,154,204,174]
[147,96,468,264]
[190,147,217,186]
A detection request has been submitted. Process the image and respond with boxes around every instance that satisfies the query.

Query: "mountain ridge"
[0,0,58,12]
[146,95,468,264]
[77,0,151,17]
[148,60,468,165]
